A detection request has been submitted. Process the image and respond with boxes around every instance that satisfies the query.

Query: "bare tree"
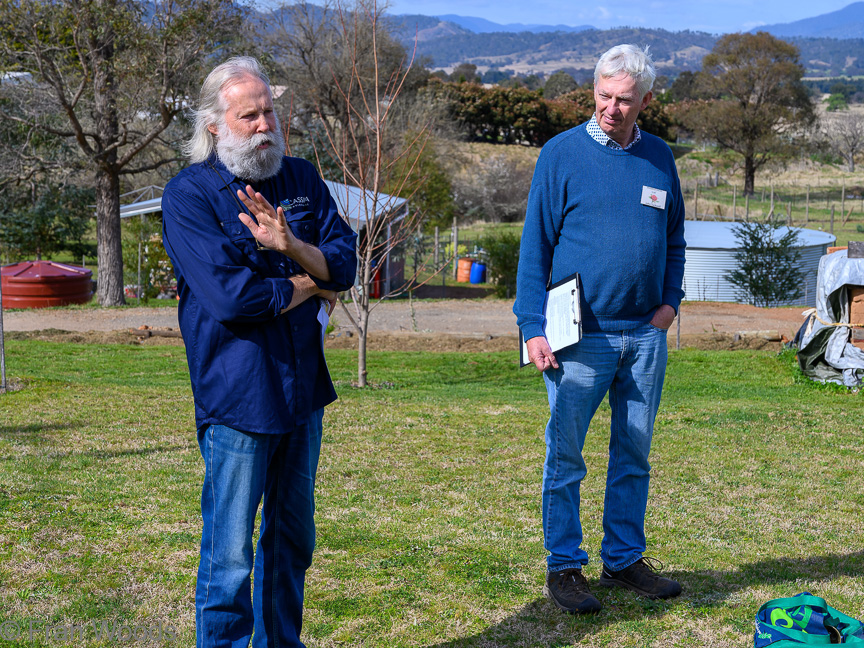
[0,0,242,305]
[276,0,440,387]
[821,110,864,172]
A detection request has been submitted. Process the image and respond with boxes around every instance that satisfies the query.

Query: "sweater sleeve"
[662,166,686,313]
[513,145,563,341]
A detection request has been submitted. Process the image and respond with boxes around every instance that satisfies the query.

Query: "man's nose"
[255,115,271,133]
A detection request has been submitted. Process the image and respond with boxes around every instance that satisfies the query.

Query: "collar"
[587,115,641,151]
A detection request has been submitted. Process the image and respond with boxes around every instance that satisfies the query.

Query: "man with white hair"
[514,44,686,614]
[161,57,357,647]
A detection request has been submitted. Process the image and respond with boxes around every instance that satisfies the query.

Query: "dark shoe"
[599,557,682,600]
[544,568,603,614]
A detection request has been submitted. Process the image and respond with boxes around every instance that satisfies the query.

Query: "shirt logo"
[641,186,667,210]
[280,196,310,211]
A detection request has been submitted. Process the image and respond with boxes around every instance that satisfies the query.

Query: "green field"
[0,341,862,647]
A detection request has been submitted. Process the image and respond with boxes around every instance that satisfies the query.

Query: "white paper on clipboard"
[519,273,582,367]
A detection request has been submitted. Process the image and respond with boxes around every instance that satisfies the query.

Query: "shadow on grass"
[0,421,81,439]
[671,550,864,604]
[425,595,676,647]
[424,552,864,647]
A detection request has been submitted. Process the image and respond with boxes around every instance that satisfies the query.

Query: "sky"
[385,0,856,34]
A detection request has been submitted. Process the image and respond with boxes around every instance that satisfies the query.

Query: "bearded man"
[161,57,357,647]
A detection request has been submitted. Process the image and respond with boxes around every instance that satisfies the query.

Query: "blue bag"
[755,593,864,646]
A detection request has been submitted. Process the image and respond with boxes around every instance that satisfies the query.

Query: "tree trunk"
[357,306,369,388]
[92,4,125,306]
[95,168,125,305]
[743,155,756,196]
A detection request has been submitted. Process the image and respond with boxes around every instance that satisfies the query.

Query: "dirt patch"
[1,300,806,352]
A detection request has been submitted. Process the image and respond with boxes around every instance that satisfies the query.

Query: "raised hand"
[237,185,298,255]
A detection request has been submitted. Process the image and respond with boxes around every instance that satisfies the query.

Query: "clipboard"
[519,272,582,367]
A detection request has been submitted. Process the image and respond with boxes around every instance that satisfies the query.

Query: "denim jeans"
[196,409,324,648]
[542,323,667,572]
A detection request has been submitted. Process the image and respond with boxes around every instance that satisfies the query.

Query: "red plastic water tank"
[1,260,93,309]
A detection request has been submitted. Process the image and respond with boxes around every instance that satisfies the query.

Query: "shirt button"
[293,325,298,332]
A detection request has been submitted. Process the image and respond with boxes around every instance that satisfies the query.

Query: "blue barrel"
[470,262,486,284]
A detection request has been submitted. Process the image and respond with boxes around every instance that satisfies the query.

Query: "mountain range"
[389,4,864,78]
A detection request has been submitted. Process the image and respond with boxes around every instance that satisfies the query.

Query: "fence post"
[452,220,459,280]
[434,226,440,268]
[841,181,846,216]
[805,185,810,224]
[0,271,5,393]
[732,185,737,221]
[693,183,699,220]
[745,194,750,221]
[787,202,792,226]
[831,206,835,235]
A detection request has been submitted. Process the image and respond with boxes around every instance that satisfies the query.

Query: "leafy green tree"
[825,93,849,111]
[450,63,480,84]
[0,0,242,305]
[544,70,578,100]
[678,32,816,195]
[726,220,804,307]
[0,185,94,261]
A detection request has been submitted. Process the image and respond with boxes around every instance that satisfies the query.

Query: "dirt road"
[3,299,807,352]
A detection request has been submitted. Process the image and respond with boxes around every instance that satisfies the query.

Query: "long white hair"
[183,57,274,163]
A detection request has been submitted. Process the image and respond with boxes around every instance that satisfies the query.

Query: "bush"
[478,230,521,298]
[725,219,803,307]
[122,215,175,300]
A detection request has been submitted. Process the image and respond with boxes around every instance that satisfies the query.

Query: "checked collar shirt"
[162,155,357,434]
[586,114,642,151]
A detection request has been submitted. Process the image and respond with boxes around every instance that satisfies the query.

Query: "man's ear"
[640,91,653,111]
[207,123,218,136]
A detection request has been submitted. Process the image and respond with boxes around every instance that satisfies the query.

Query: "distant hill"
[389,18,864,78]
[754,2,864,39]
[436,14,594,34]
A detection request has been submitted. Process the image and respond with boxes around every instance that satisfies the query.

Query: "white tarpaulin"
[797,250,864,387]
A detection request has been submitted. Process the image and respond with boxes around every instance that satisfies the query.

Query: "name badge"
[641,186,667,210]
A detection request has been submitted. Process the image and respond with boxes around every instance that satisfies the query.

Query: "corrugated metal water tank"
[682,221,836,307]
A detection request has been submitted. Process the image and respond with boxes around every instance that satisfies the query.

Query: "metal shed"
[682,220,836,307]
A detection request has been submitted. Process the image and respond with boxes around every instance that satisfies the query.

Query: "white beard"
[215,120,286,181]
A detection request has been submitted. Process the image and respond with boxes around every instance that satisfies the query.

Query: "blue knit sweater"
[514,122,686,340]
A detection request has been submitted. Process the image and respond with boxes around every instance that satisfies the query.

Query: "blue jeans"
[196,410,324,648]
[542,324,667,572]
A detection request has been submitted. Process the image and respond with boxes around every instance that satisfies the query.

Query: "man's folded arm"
[163,186,302,324]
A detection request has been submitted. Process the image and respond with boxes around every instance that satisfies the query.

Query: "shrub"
[478,230,521,298]
[725,219,803,307]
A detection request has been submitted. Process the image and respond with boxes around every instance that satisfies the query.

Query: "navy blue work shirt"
[162,154,358,434]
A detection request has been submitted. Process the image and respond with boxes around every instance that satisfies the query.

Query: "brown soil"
[1,300,808,352]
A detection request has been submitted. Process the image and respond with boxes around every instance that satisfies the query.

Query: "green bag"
[755,593,864,646]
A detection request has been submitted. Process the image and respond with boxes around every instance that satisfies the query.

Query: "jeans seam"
[547,373,560,554]
[272,464,281,648]
[202,426,215,645]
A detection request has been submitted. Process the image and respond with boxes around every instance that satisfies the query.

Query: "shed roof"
[118,180,407,231]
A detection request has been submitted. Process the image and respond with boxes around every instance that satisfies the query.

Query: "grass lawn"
[0,342,862,647]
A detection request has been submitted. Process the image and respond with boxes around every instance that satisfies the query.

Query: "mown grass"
[0,341,862,647]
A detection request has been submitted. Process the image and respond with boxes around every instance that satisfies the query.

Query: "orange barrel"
[1,260,93,309]
[456,257,474,283]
